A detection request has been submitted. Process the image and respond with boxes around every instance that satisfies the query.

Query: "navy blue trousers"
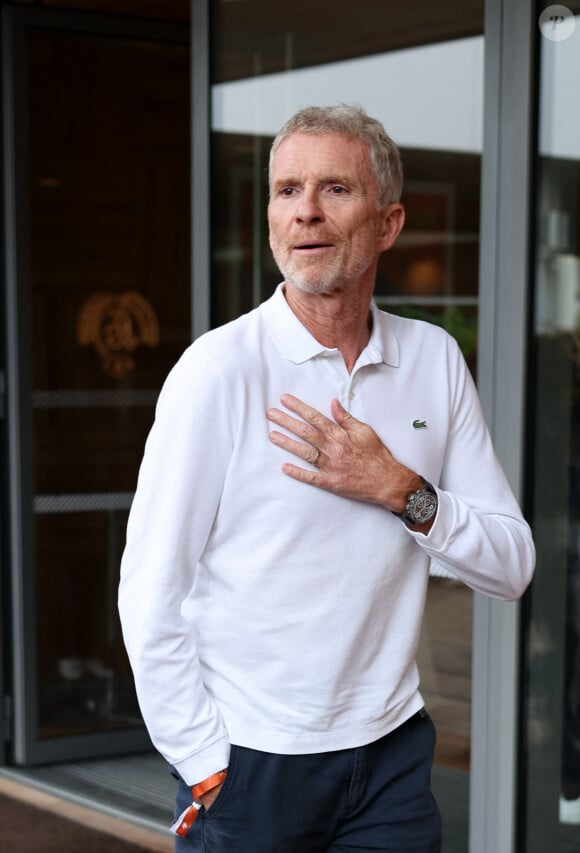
[172,709,441,852]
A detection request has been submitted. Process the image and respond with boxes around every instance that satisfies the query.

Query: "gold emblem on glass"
[77,291,159,378]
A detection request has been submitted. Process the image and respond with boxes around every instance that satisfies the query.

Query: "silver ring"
[312,449,321,466]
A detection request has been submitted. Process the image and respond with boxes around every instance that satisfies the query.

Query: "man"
[119,105,535,852]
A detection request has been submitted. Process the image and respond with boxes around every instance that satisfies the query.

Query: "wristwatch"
[396,476,438,526]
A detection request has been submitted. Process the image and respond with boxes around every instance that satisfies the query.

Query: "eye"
[330,185,347,194]
[280,186,296,196]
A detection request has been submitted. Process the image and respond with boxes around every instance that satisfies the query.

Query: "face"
[268,132,403,296]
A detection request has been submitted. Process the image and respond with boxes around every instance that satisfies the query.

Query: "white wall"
[539,18,580,161]
[213,24,580,161]
[212,36,484,153]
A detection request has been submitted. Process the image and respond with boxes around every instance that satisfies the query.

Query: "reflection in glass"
[28,29,191,738]
[523,7,580,851]
[211,3,483,847]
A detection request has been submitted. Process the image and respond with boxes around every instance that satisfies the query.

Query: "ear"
[378,203,405,252]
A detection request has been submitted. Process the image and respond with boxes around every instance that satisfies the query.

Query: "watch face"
[408,489,438,524]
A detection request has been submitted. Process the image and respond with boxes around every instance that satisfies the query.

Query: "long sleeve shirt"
[118,284,535,785]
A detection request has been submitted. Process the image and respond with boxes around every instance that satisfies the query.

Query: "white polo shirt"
[118,284,534,785]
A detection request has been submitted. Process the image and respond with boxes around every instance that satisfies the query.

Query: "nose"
[295,186,324,224]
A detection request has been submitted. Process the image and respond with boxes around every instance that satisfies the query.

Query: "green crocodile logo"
[413,419,428,430]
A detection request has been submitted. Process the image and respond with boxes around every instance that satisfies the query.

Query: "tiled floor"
[0,771,173,852]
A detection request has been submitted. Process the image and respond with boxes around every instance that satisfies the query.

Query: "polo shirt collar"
[261,283,399,367]
[368,300,400,368]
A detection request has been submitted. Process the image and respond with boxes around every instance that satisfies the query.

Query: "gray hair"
[269,104,403,208]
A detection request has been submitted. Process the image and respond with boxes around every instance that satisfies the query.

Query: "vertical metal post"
[1,4,37,764]
[470,0,535,850]
[0,11,7,767]
[192,0,211,340]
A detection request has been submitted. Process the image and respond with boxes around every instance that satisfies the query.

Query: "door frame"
[469,1,536,852]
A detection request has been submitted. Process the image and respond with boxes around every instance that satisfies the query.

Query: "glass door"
[3,10,190,764]
[521,3,580,850]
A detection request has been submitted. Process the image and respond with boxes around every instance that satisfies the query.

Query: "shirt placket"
[317,350,367,420]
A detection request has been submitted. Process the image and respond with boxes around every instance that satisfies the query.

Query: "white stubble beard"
[270,238,377,296]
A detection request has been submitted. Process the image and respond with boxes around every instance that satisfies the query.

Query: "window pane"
[28,29,190,739]
[523,5,580,850]
[210,3,484,847]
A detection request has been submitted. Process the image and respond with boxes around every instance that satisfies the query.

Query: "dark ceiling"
[13,0,485,81]
[13,0,190,23]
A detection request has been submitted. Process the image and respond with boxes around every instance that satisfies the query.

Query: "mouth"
[293,241,334,252]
